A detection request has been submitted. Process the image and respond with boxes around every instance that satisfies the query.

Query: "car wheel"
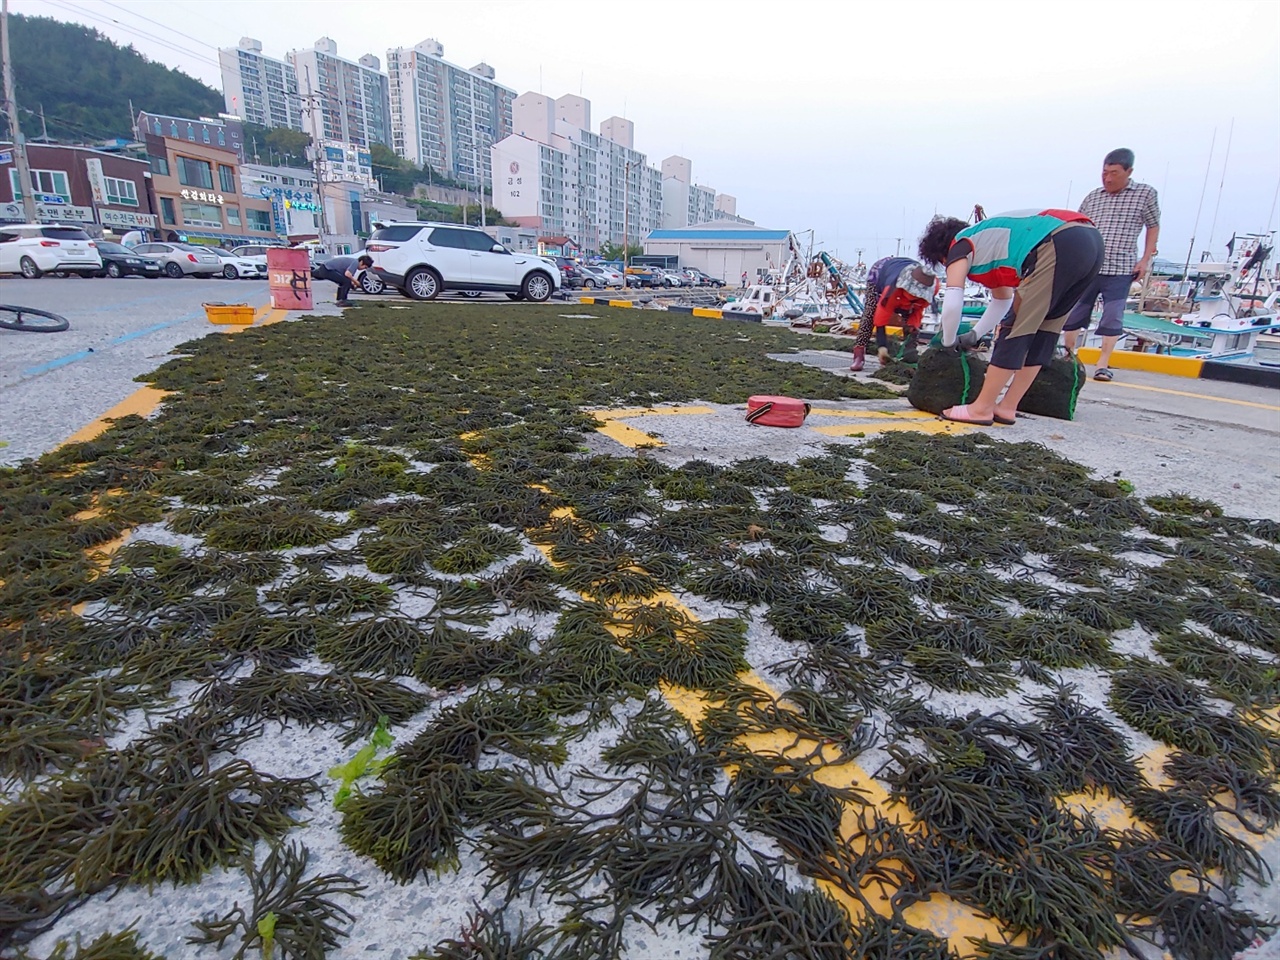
[19,257,42,279]
[405,266,441,301]
[223,265,238,280]
[360,272,385,295]
[106,262,122,278]
[164,262,183,278]
[521,271,553,303]
[460,290,483,299]
[583,279,596,289]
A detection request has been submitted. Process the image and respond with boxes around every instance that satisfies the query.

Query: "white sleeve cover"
[971,295,1013,338]
[939,287,965,345]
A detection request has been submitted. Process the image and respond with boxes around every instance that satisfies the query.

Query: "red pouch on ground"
[746,395,812,428]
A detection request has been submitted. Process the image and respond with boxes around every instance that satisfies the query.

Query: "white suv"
[365,222,560,302]
[0,224,103,278]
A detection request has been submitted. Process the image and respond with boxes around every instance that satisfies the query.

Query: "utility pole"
[300,66,330,248]
[623,159,632,268]
[1,0,38,222]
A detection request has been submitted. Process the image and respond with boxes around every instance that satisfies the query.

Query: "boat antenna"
[1181,128,1217,283]
[1266,171,1280,236]
[1206,117,1234,253]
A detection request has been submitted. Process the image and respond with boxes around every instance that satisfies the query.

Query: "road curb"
[1075,346,1279,389]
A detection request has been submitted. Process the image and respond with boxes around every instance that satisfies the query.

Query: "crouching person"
[319,254,374,307]
[850,256,937,371]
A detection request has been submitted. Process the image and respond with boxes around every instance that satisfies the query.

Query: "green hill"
[1,13,223,143]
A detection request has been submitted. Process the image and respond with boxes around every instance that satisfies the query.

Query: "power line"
[97,0,215,53]
[37,0,222,71]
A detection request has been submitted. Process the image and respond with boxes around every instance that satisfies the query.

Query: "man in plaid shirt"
[1061,148,1160,381]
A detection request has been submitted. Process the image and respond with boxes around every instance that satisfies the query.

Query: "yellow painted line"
[595,419,663,448]
[594,405,717,421]
[809,408,937,419]
[1075,346,1203,379]
[1090,378,1280,411]
[257,307,289,327]
[813,420,983,436]
[607,299,633,309]
[60,386,172,447]
[691,307,723,319]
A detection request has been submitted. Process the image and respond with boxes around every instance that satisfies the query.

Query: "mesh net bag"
[907,346,988,415]
[1020,348,1086,420]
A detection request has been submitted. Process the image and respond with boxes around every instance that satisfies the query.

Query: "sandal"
[940,404,994,426]
[1094,368,1114,382]
[993,414,1016,426]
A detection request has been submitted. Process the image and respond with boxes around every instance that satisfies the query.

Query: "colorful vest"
[952,209,1092,288]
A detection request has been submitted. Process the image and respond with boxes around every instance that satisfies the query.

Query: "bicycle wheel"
[0,305,70,332]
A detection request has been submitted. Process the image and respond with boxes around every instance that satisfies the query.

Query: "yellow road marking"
[814,420,983,436]
[1089,378,1280,411]
[1074,346,1204,378]
[257,307,288,327]
[591,406,718,449]
[60,386,172,447]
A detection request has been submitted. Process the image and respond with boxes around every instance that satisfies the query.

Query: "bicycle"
[0,305,70,333]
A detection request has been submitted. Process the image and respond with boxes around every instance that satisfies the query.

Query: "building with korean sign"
[239,162,321,241]
[142,127,276,245]
[0,142,155,235]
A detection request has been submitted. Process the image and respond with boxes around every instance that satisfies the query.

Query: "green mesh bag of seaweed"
[907,345,988,415]
[1019,347,1086,420]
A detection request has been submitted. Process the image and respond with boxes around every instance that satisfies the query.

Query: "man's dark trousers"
[322,266,353,301]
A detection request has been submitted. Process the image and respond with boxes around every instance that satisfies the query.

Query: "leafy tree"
[243,122,312,168]
[2,14,222,143]
[599,242,644,262]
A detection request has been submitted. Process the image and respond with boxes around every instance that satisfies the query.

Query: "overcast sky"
[13,0,1280,262]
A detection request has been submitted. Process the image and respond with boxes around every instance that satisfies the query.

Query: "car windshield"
[41,227,91,241]
[97,242,128,255]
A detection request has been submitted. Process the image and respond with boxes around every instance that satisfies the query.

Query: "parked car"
[578,264,622,289]
[553,256,584,289]
[229,244,280,271]
[364,221,560,302]
[0,223,102,278]
[689,268,725,288]
[660,270,685,287]
[208,247,267,280]
[94,241,161,278]
[131,242,222,278]
[623,266,662,288]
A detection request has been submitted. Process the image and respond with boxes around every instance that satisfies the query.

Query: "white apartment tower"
[219,38,302,130]
[289,38,392,149]
[492,94,665,251]
[386,40,515,187]
[661,154,718,229]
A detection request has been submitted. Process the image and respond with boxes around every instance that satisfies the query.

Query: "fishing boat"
[1115,235,1280,362]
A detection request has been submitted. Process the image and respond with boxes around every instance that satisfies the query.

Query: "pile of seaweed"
[1,304,1277,959]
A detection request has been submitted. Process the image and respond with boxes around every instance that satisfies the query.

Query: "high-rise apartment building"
[660,155,719,229]
[386,40,514,187]
[219,38,302,131]
[492,94,665,251]
[289,38,392,149]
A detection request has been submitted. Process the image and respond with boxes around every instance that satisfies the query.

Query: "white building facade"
[289,38,392,149]
[491,94,666,252]
[387,40,515,188]
[219,38,302,131]
[659,154,719,229]
[643,223,792,284]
